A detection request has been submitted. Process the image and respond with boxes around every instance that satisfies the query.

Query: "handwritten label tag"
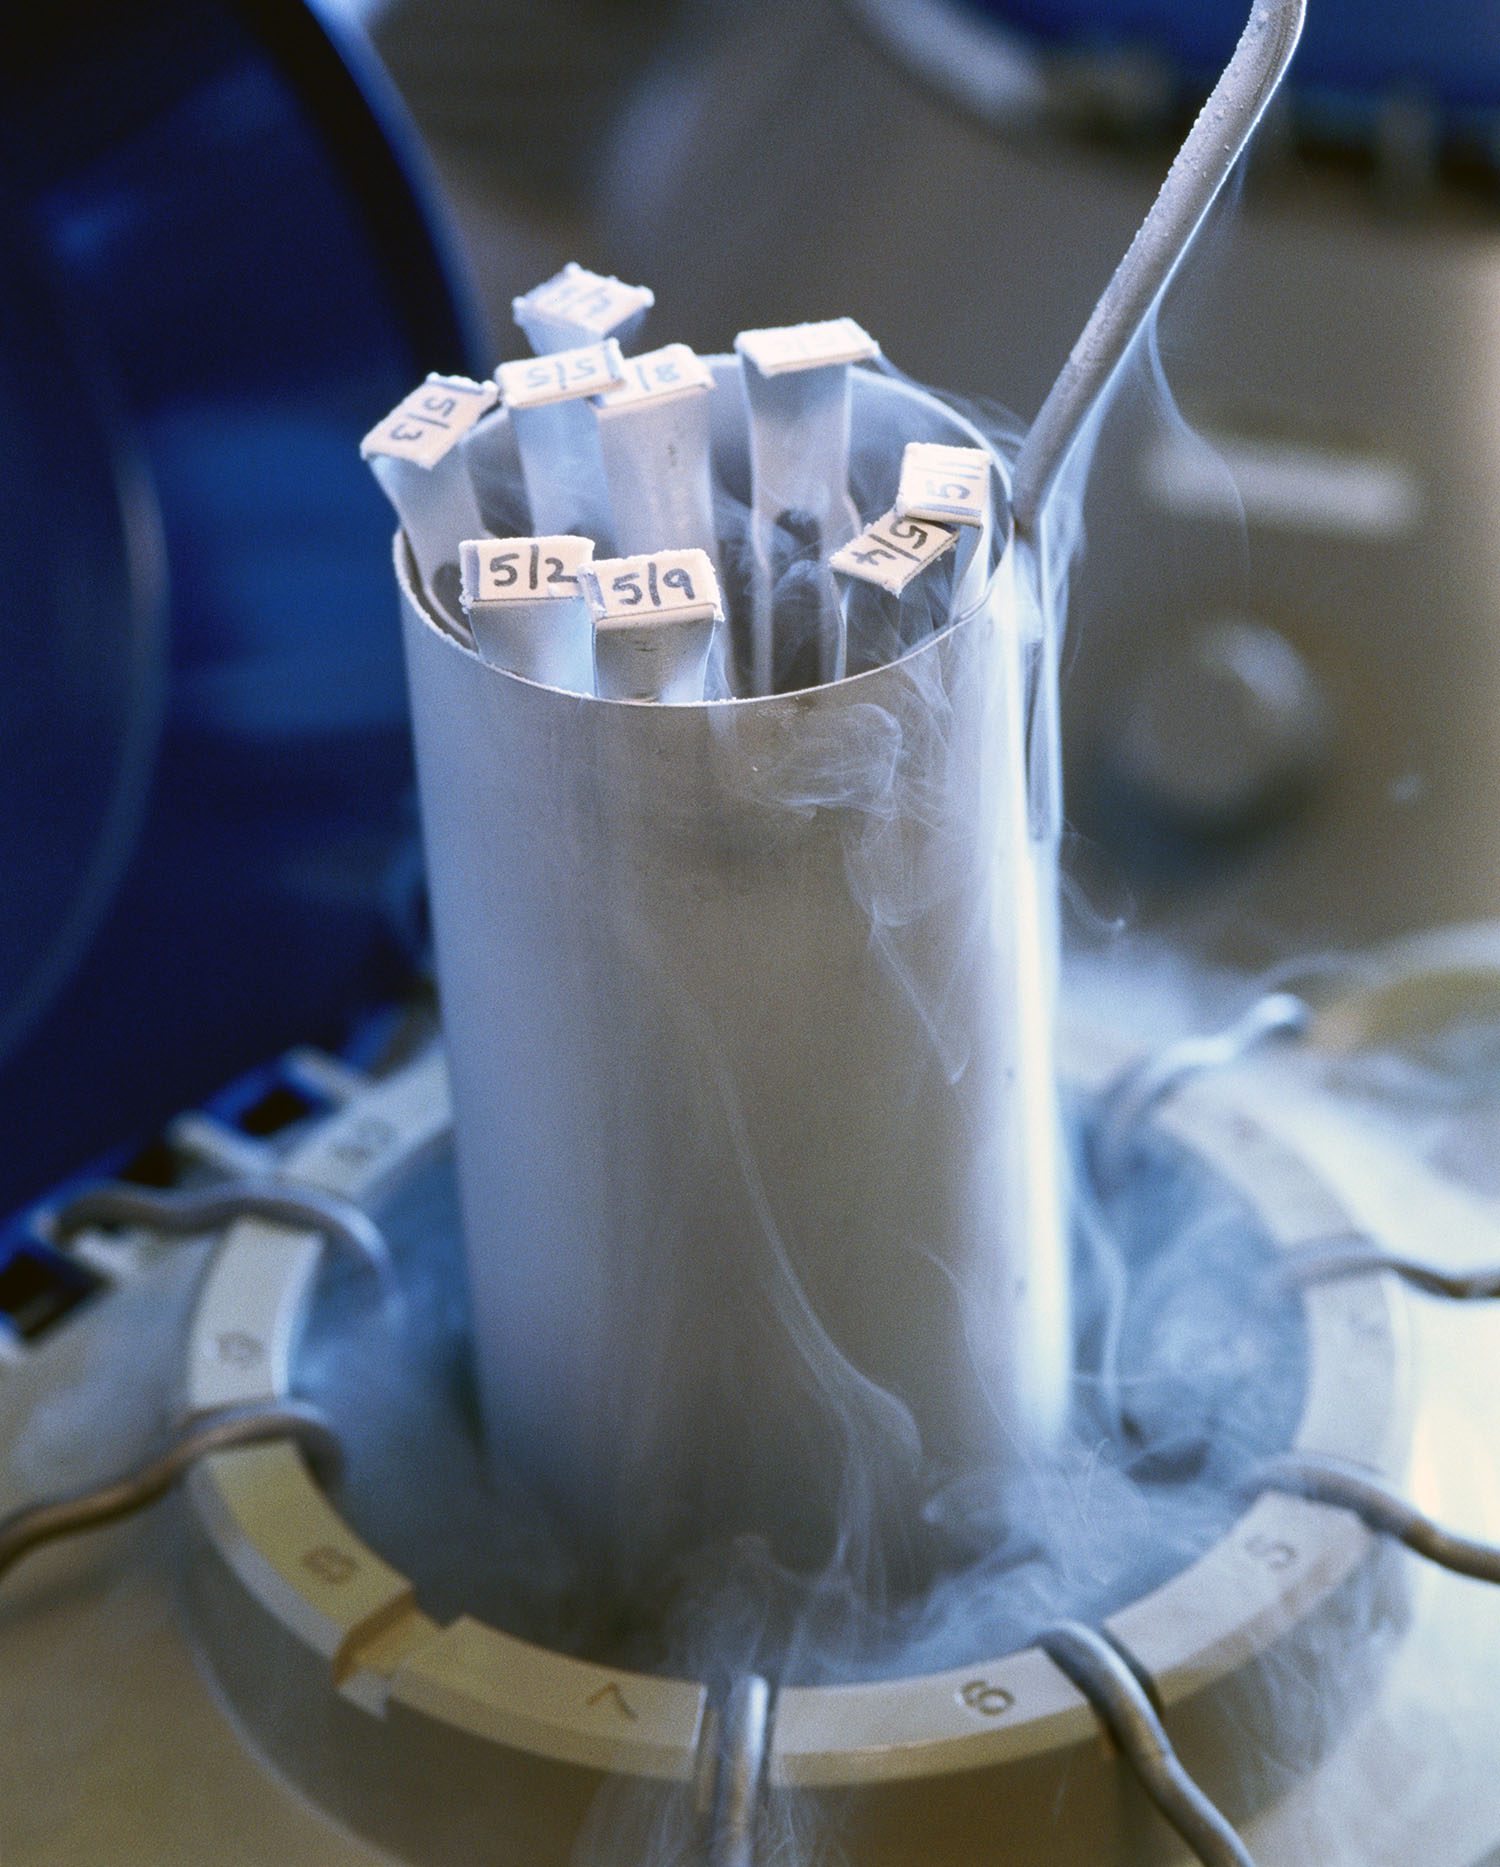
[895,443,992,527]
[829,509,957,594]
[582,549,724,626]
[497,340,627,411]
[595,344,715,411]
[514,264,654,343]
[735,318,880,378]
[360,375,499,469]
[459,535,594,607]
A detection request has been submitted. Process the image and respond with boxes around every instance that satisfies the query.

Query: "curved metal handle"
[1011,0,1307,534]
[1041,1622,1257,1867]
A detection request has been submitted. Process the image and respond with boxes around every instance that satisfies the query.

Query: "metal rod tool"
[1010,0,1308,535]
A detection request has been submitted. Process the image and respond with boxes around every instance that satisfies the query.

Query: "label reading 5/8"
[360,374,499,469]
[596,344,714,410]
[829,509,958,594]
[460,534,594,606]
[516,264,654,340]
[583,549,724,626]
[497,340,627,411]
[895,443,992,527]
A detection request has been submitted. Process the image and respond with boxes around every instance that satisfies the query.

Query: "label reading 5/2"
[584,549,724,626]
[829,509,958,594]
[360,375,499,469]
[497,340,627,411]
[895,443,992,527]
[460,535,594,606]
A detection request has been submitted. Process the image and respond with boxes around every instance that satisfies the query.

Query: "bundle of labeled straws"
[361,263,1003,704]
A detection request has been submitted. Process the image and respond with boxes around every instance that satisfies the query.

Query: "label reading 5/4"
[515,264,654,341]
[583,549,725,626]
[460,535,595,607]
[829,509,958,594]
[596,344,714,410]
[360,374,499,469]
[735,318,880,378]
[497,340,627,411]
[895,443,992,527]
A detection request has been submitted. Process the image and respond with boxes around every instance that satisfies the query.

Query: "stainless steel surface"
[1011,0,1306,533]
[397,360,1070,1583]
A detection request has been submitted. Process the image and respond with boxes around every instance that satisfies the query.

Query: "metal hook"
[1091,991,1311,1189]
[0,1400,342,1586]
[1253,1454,1500,1586]
[1287,1234,1500,1303]
[1041,1622,1256,1867]
[49,1179,391,1282]
[707,1673,771,1867]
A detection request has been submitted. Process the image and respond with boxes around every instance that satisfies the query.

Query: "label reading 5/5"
[360,374,499,469]
[459,534,595,607]
[497,341,627,411]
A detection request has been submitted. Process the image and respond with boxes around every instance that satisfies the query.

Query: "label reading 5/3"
[735,318,880,378]
[829,509,958,594]
[596,344,714,411]
[460,535,594,606]
[515,264,654,341]
[584,549,725,626]
[497,340,627,411]
[360,374,499,469]
[895,443,992,527]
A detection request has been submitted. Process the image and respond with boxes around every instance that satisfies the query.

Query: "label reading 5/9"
[829,509,958,594]
[360,374,499,469]
[584,549,725,626]
[497,340,627,411]
[516,264,655,341]
[595,344,714,410]
[460,535,595,607]
[895,443,992,527]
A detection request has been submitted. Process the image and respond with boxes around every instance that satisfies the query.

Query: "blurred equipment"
[0,0,482,1214]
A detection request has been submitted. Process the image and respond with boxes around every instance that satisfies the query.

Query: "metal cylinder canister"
[397,363,1068,1587]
